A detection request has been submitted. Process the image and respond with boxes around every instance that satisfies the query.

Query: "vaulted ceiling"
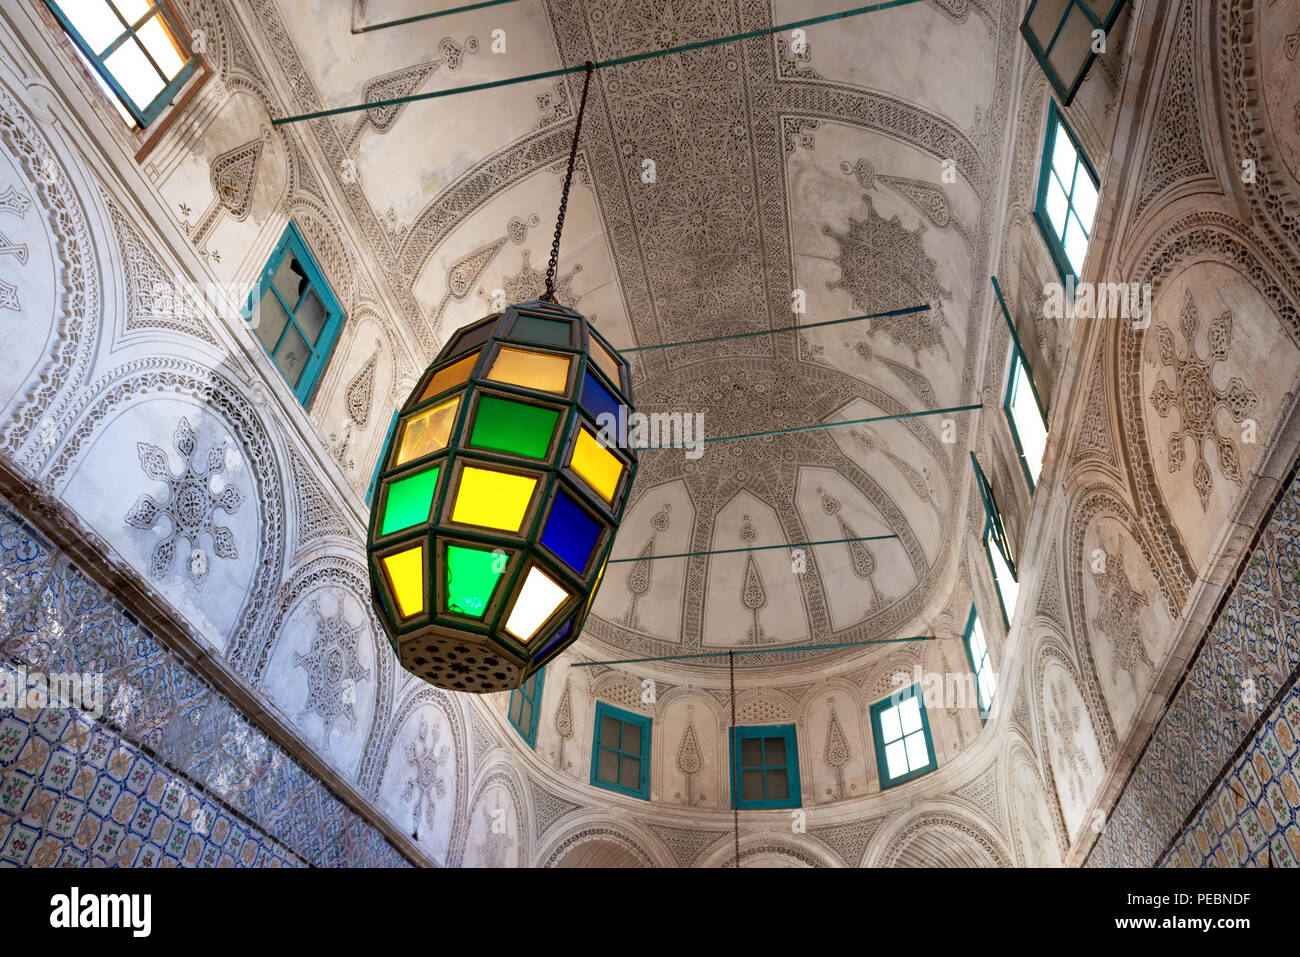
[281,0,1020,683]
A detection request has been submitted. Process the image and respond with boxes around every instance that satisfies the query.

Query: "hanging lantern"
[366,300,637,692]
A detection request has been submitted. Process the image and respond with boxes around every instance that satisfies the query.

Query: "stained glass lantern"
[366,300,637,693]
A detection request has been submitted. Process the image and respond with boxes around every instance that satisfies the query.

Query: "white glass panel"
[1045,175,1069,235]
[1072,168,1099,231]
[904,731,930,770]
[66,1,126,53]
[1064,213,1089,275]
[1011,361,1049,484]
[104,38,165,108]
[505,567,568,642]
[884,740,908,779]
[137,13,186,80]
[898,696,922,735]
[275,326,310,388]
[879,705,902,743]
[978,670,995,710]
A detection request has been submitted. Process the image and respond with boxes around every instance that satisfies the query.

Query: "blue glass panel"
[581,369,622,428]
[540,491,603,574]
[534,614,576,661]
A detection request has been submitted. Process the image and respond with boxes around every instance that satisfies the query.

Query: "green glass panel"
[514,314,572,346]
[469,395,560,459]
[446,544,506,619]
[380,466,440,536]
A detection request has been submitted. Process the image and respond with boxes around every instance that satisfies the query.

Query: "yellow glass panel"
[420,350,479,402]
[487,347,570,394]
[382,546,425,618]
[505,566,569,643]
[586,556,608,615]
[451,467,537,531]
[396,397,459,466]
[569,428,623,502]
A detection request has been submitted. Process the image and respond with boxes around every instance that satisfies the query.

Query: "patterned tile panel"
[0,494,408,867]
[1088,471,1300,866]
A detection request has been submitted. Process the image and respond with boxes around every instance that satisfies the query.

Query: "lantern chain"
[541,60,594,303]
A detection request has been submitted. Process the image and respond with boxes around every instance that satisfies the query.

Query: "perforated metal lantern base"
[366,301,637,693]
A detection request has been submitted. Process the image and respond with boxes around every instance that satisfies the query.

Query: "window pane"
[978,670,994,710]
[111,0,152,25]
[1064,214,1089,275]
[517,699,532,734]
[904,731,930,770]
[1045,175,1069,235]
[251,287,288,353]
[274,326,310,388]
[879,705,902,743]
[1011,361,1048,483]
[1051,122,1078,182]
[898,696,922,735]
[764,736,786,767]
[601,715,620,748]
[741,737,763,767]
[104,38,165,108]
[622,722,641,757]
[766,769,788,800]
[988,535,1021,622]
[1072,168,1099,232]
[884,740,909,779]
[597,747,618,783]
[620,754,639,787]
[295,287,327,345]
[136,13,187,80]
[742,769,764,800]
[969,617,987,659]
[271,254,306,311]
[508,692,522,726]
[67,1,127,54]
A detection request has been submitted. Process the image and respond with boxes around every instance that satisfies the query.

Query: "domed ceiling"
[280,0,1019,679]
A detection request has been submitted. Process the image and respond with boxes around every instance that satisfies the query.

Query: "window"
[244,222,345,405]
[1034,102,1099,280]
[44,1,199,127]
[729,724,801,810]
[366,411,400,505]
[993,277,1050,491]
[870,684,936,788]
[963,606,996,722]
[507,668,545,748]
[1021,0,1127,106]
[971,453,1020,629]
[590,702,651,799]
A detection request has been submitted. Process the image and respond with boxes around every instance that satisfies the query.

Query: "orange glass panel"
[420,350,480,403]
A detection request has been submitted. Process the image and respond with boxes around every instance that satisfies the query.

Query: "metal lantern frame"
[366,299,638,692]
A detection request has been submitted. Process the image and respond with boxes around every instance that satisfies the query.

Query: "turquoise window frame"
[590,701,651,800]
[971,452,1020,630]
[963,606,996,723]
[365,410,400,505]
[43,0,199,127]
[1020,0,1127,106]
[993,277,1050,494]
[729,724,801,810]
[507,668,545,748]
[870,684,936,789]
[1033,101,1100,281]
[243,222,345,406]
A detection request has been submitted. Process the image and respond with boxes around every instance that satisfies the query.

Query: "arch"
[43,358,287,678]
[868,802,1014,867]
